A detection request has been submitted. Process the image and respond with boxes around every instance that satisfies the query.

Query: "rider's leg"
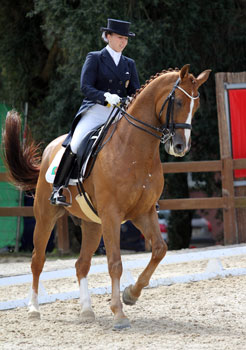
[50,145,76,206]
[70,105,113,153]
[50,105,114,206]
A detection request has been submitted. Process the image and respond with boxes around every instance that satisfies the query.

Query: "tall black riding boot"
[50,145,76,206]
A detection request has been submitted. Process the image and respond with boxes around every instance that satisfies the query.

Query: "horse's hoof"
[28,309,41,320]
[80,309,95,322]
[113,317,131,330]
[122,285,138,306]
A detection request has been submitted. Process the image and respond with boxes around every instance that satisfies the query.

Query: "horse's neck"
[115,92,160,162]
[125,74,168,134]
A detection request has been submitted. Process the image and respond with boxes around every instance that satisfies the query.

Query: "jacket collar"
[100,48,128,80]
[105,45,121,66]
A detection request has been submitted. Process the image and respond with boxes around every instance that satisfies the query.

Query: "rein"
[119,77,200,144]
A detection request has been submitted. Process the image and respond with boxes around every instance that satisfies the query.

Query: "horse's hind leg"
[123,210,167,306]
[28,202,63,319]
[75,221,102,322]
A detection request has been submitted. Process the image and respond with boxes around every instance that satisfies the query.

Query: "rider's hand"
[104,92,121,107]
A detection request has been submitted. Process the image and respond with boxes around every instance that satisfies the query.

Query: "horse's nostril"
[174,144,184,152]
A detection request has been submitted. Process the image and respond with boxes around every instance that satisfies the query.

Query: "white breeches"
[70,104,114,153]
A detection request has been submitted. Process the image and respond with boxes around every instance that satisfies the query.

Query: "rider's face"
[107,33,128,52]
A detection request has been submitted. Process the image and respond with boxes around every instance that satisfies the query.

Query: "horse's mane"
[129,67,180,107]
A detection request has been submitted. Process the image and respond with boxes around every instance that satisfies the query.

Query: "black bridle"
[118,77,200,144]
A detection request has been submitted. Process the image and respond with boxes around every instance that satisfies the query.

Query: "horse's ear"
[180,64,190,81]
[196,69,212,87]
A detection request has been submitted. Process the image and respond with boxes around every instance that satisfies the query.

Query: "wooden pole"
[221,158,237,244]
[56,213,70,254]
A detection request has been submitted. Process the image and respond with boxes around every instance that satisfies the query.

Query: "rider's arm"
[80,52,107,105]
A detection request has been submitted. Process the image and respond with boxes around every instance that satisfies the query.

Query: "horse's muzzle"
[164,135,190,157]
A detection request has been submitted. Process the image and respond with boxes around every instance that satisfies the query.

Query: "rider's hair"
[101,31,112,43]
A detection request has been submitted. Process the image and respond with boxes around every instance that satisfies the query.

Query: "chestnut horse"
[3,65,210,329]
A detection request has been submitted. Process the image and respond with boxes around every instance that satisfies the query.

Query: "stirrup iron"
[50,186,72,207]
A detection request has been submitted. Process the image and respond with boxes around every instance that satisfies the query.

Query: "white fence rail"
[1,245,246,310]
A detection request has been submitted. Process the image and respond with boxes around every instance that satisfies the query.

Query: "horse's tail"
[2,110,41,191]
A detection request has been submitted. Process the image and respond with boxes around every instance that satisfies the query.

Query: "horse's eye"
[175,99,182,108]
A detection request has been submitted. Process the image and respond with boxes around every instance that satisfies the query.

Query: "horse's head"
[157,65,211,157]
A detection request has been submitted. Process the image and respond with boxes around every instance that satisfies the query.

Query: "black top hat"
[100,18,135,37]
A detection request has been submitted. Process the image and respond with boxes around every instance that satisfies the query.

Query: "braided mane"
[129,67,180,107]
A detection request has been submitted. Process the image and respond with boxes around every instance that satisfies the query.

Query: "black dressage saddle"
[70,107,121,182]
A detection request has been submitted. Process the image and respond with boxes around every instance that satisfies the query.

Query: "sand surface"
[0,245,246,350]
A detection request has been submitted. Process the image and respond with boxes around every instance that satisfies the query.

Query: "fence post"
[221,157,237,244]
[234,185,246,243]
[56,213,70,254]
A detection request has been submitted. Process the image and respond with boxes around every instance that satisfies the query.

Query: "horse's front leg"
[75,221,102,322]
[123,209,167,306]
[101,216,130,330]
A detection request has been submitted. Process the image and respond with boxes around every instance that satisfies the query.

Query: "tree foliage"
[1,0,245,145]
[0,0,246,248]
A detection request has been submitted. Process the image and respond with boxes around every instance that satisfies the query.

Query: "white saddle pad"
[45,148,101,223]
[45,148,78,185]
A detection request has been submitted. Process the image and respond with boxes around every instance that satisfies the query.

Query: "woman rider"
[50,18,140,206]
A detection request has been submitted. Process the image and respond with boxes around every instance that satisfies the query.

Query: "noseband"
[119,77,200,144]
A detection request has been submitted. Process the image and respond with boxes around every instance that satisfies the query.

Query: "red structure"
[228,88,246,178]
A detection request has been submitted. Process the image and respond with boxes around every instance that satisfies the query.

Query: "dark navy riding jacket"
[63,47,140,145]
[77,47,140,114]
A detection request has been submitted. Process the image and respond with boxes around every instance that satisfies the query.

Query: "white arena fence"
[1,245,246,311]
